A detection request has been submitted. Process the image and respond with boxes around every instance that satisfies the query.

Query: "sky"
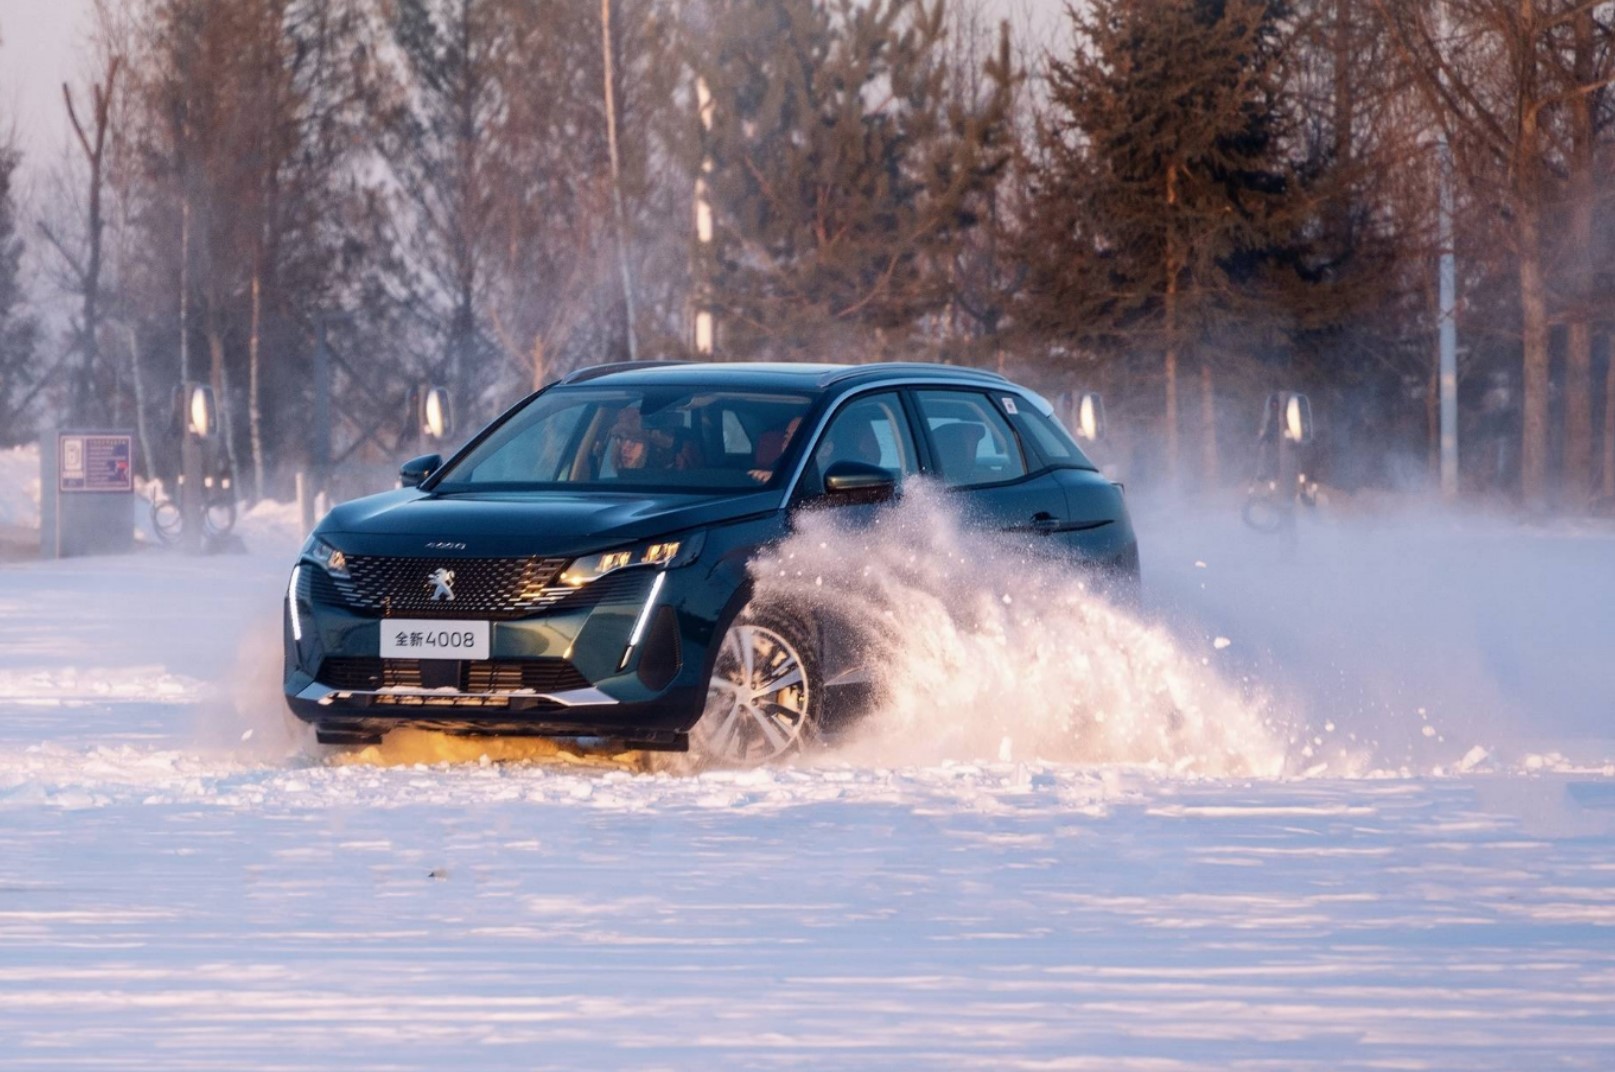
[0,0,86,185]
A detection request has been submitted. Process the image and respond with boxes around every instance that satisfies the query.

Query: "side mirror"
[821,460,897,505]
[400,453,442,488]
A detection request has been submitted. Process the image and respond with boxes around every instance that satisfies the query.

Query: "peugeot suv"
[284,362,1139,763]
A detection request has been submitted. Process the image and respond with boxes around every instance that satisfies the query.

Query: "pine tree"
[1019,0,1297,483]
[0,141,41,447]
[687,0,1013,360]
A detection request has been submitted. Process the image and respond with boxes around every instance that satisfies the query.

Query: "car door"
[790,391,922,694]
[994,393,1133,563]
[909,388,1073,543]
[795,391,921,505]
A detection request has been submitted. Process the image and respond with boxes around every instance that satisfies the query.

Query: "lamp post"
[693,76,716,356]
[178,381,216,552]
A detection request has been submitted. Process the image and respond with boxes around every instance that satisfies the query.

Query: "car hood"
[316,487,779,558]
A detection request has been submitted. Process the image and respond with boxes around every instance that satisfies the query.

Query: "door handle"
[1030,512,1062,534]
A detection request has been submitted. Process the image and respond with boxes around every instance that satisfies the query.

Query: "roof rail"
[560,359,691,384]
[820,362,1010,387]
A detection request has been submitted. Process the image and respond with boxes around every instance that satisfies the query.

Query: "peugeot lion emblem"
[427,568,457,602]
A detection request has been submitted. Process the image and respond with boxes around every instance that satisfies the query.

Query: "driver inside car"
[605,408,704,475]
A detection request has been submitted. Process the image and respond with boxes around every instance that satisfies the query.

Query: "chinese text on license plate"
[380,620,490,661]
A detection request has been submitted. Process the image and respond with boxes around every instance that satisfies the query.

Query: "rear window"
[1003,400,1097,471]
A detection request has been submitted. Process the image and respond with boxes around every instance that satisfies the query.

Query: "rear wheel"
[688,614,819,769]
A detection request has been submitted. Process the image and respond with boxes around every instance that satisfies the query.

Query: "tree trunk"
[78,161,104,425]
[1515,5,1549,509]
[601,0,638,360]
[248,266,266,502]
[1163,162,1181,485]
[124,324,153,482]
[1164,338,1179,485]
[1200,356,1218,484]
[62,58,118,426]
[207,312,238,480]
[1428,366,1440,481]
[1604,349,1615,500]
[1564,7,1596,506]
[1517,199,1551,510]
[179,196,191,385]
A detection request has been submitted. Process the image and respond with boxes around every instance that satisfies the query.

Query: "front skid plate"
[309,716,689,751]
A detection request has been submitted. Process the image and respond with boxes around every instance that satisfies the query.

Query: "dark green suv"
[284,361,1138,763]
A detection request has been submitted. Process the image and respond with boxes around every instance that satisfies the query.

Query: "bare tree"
[1379,0,1615,508]
[39,53,123,424]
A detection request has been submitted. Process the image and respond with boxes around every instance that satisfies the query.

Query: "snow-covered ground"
[1,488,1613,1070]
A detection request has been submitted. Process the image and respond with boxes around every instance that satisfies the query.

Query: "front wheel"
[687,613,820,770]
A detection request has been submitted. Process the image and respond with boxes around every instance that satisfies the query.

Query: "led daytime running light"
[287,566,304,642]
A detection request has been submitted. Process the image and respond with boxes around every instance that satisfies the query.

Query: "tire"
[203,498,237,539]
[151,499,183,545]
[1241,493,1290,535]
[684,609,821,770]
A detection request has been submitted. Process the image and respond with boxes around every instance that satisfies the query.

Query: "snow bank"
[0,443,40,530]
[233,496,309,551]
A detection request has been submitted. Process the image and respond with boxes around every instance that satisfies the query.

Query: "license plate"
[380,620,490,661]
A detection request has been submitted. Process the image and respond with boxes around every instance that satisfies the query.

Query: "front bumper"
[283,559,730,746]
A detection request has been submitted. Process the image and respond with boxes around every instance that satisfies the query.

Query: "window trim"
[785,386,921,506]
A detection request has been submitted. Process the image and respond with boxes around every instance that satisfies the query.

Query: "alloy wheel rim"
[693,623,811,766]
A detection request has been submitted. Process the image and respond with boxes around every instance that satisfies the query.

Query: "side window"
[804,392,919,494]
[914,390,1029,488]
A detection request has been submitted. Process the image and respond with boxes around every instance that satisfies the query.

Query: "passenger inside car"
[749,416,803,482]
[930,422,987,484]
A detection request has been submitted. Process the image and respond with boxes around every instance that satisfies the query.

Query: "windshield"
[431,386,819,493]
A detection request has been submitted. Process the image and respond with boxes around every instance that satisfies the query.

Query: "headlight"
[559,532,705,586]
[301,535,350,578]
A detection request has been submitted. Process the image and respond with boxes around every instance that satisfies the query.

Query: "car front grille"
[319,556,568,619]
[316,657,592,695]
[301,556,657,620]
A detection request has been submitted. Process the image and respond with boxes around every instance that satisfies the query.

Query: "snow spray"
[751,484,1292,776]
[193,615,318,760]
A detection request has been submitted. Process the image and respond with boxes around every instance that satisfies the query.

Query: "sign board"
[41,430,137,558]
[57,433,133,494]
